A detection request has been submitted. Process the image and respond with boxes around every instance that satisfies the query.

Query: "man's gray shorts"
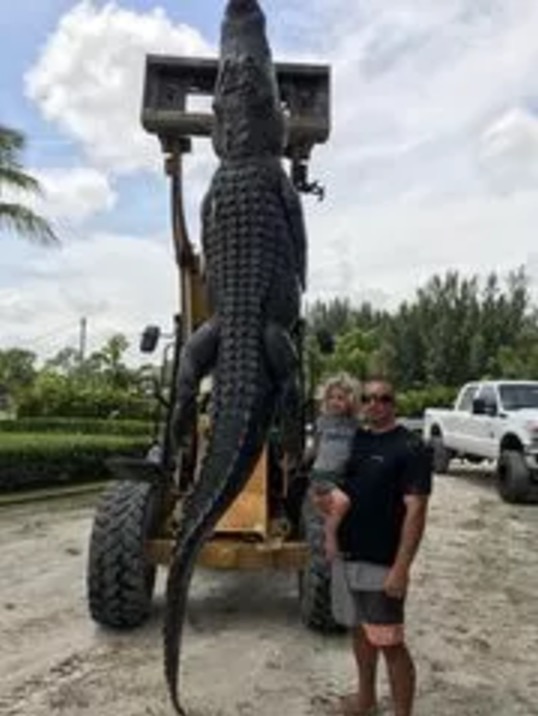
[331,557,405,633]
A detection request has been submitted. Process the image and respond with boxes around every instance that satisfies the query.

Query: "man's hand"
[383,565,409,599]
[385,493,428,599]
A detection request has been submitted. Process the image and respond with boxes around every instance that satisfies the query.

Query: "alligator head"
[212,0,285,160]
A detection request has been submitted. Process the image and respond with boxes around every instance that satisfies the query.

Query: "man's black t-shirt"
[338,425,433,567]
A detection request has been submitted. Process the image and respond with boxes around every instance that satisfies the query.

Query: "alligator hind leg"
[171,318,220,452]
[264,322,303,465]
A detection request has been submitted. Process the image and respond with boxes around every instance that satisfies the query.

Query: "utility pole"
[79,317,87,363]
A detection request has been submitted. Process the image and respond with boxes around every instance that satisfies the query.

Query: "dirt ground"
[1,467,538,716]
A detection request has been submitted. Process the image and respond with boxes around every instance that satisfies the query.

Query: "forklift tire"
[87,480,161,629]
[497,450,533,504]
[298,495,344,634]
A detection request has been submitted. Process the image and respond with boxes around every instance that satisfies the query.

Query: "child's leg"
[324,487,351,561]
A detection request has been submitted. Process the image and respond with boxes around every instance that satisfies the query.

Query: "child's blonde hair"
[318,372,361,416]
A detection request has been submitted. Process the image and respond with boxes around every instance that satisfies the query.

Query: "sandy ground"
[1,467,538,716]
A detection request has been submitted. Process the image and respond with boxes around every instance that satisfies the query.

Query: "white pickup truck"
[423,380,538,503]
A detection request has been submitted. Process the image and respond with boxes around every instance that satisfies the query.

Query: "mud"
[1,467,537,715]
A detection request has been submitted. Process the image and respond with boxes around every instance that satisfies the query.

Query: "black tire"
[87,481,162,628]
[431,435,451,474]
[497,450,532,504]
[297,494,344,634]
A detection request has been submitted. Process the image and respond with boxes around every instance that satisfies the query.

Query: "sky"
[2,0,538,364]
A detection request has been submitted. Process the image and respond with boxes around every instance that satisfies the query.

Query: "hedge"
[396,386,457,418]
[0,433,150,492]
[0,417,153,437]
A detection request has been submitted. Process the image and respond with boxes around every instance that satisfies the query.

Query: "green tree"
[474,268,531,377]
[496,306,538,379]
[322,328,380,379]
[307,298,359,336]
[384,300,429,387]
[88,334,132,389]
[15,333,151,418]
[306,267,535,391]
[419,272,480,386]
[45,334,135,389]
[386,268,533,388]
[0,124,57,244]
[17,369,152,419]
[0,348,37,398]
[44,347,81,375]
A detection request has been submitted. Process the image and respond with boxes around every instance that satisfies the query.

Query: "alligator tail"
[164,316,275,714]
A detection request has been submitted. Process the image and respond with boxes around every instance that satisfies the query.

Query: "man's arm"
[384,494,429,598]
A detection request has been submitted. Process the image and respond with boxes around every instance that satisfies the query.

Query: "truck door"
[450,384,478,453]
[471,384,499,459]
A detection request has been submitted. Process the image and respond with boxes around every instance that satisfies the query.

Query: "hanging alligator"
[163,0,308,713]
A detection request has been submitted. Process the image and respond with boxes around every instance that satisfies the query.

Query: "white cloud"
[0,232,177,363]
[479,107,538,193]
[305,191,538,309]
[276,0,538,205]
[26,1,212,174]
[286,0,538,306]
[1,165,116,236]
[34,167,116,224]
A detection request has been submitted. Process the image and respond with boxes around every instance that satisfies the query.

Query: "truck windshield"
[499,384,538,410]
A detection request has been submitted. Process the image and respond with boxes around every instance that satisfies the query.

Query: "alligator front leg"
[264,322,303,465]
[171,318,220,452]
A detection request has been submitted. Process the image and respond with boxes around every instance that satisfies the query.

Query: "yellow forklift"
[86,54,339,632]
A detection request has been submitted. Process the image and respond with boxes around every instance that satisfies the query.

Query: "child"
[310,372,360,561]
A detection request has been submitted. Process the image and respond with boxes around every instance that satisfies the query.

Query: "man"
[315,378,432,716]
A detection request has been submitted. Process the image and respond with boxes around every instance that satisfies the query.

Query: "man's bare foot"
[329,692,378,715]
[337,692,379,715]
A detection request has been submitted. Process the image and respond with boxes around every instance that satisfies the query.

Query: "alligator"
[163,0,307,713]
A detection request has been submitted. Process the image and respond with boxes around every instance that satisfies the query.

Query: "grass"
[0,432,148,453]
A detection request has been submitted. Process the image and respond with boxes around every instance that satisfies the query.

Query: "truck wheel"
[298,495,344,634]
[87,481,162,629]
[431,435,451,474]
[497,450,532,504]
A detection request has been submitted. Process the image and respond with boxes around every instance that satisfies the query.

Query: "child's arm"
[327,486,351,518]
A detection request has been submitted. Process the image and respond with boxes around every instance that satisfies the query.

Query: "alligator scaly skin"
[163,1,307,713]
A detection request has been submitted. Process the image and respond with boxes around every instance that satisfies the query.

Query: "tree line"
[1,267,536,419]
[0,334,155,419]
[305,267,538,398]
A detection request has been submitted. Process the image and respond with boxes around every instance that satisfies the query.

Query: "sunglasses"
[361,393,394,405]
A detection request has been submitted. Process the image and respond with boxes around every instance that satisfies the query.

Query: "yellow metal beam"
[214,449,269,536]
[146,537,308,570]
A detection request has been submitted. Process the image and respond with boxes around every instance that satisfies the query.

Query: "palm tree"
[0,124,58,244]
